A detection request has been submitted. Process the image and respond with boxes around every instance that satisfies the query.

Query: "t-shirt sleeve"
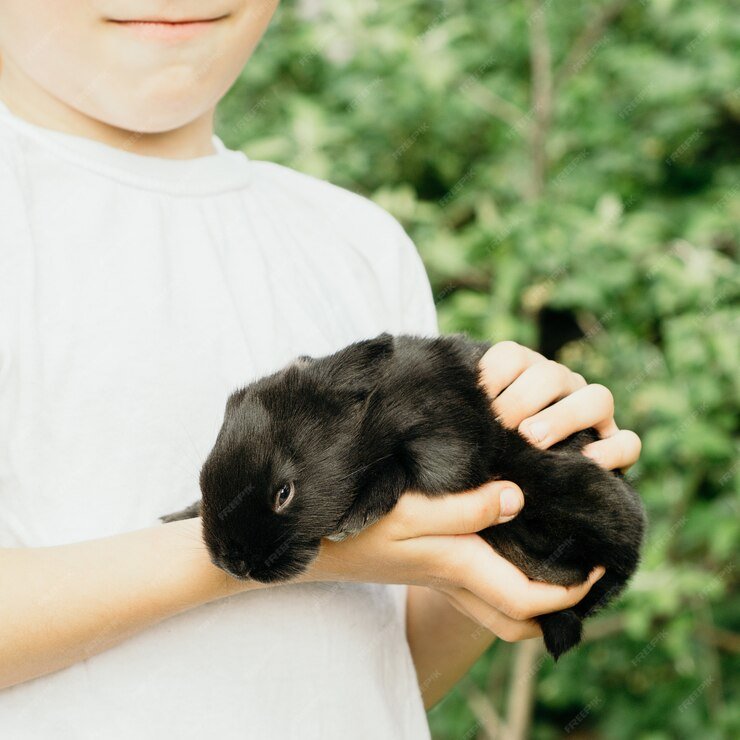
[393,221,440,338]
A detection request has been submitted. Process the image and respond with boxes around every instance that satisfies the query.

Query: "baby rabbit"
[161,333,646,659]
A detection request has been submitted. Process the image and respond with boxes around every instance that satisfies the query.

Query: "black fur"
[161,333,646,659]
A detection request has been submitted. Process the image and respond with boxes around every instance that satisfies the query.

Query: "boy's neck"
[0,61,218,159]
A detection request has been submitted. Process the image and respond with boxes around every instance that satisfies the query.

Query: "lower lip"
[109,19,224,42]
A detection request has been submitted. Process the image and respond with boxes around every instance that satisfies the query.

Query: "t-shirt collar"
[0,96,253,196]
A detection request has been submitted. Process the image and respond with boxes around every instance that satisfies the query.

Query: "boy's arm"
[0,517,265,689]
[406,584,497,709]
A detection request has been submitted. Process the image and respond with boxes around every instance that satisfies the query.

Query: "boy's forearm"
[0,518,263,689]
[406,585,497,709]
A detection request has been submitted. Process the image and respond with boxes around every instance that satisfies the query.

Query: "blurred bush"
[217,1,739,737]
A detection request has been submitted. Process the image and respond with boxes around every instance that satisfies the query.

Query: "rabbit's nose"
[211,552,252,580]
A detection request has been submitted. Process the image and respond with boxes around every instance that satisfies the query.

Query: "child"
[0,3,640,738]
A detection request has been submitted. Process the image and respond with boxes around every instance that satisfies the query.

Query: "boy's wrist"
[163,517,270,600]
[296,538,352,584]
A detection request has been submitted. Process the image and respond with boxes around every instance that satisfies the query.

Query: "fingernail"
[499,487,523,519]
[526,422,547,443]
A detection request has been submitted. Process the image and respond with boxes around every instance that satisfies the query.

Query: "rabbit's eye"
[273,481,295,513]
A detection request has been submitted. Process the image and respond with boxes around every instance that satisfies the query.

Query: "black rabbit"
[161,332,646,659]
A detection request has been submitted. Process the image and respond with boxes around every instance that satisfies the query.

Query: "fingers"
[582,428,642,472]
[478,341,547,403]
[391,480,524,539]
[494,360,586,430]
[450,538,606,620]
[479,345,631,469]
[444,587,542,643]
[517,382,616,449]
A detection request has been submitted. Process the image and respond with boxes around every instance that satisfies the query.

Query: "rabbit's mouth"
[209,538,322,583]
[255,539,321,582]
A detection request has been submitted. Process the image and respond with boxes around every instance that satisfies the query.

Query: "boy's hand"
[308,480,604,643]
[479,340,642,473]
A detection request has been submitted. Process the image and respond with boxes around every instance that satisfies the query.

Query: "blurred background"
[215,1,739,737]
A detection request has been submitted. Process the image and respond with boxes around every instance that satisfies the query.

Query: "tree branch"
[525,0,553,200]
[697,624,740,654]
[554,0,630,90]
[504,640,543,739]
[458,676,506,738]
[459,76,531,135]
[582,614,627,642]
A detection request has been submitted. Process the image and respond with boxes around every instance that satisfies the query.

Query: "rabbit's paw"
[160,500,202,523]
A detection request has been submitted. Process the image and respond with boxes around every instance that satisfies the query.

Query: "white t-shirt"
[0,97,439,739]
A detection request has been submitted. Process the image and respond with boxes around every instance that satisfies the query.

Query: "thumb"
[392,480,524,538]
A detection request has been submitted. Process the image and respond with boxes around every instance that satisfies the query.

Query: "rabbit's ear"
[224,387,248,415]
[289,354,315,368]
[319,333,395,394]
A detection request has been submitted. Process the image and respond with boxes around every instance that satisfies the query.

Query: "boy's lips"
[107,15,229,42]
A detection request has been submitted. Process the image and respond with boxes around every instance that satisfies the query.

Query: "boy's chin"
[97,98,212,137]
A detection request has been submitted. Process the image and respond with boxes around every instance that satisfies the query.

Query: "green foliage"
[217,1,739,737]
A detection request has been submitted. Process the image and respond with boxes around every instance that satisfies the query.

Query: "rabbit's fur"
[162,333,646,658]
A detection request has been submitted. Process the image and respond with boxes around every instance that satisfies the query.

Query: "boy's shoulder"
[246,160,437,334]
[247,159,407,243]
